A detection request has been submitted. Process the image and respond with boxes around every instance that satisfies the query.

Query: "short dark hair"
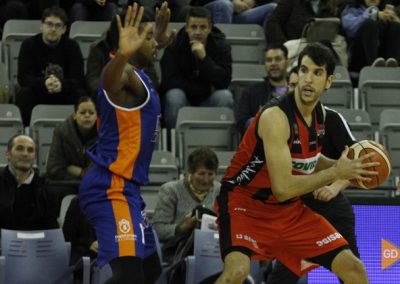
[41,6,68,25]
[185,7,212,24]
[7,135,36,152]
[187,147,219,174]
[265,43,288,59]
[74,96,96,112]
[288,66,298,79]
[297,42,336,77]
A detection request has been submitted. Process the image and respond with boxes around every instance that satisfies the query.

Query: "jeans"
[163,88,234,129]
[205,0,233,23]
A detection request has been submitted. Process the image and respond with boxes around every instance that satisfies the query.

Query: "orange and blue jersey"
[79,68,160,266]
[88,68,161,185]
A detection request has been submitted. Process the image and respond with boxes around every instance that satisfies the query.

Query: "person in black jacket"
[0,134,58,231]
[236,43,289,135]
[160,6,234,129]
[266,107,360,284]
[15,6,86,125]
[63,196,97,280]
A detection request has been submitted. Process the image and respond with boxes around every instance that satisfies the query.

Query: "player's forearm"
[272,166,340,201]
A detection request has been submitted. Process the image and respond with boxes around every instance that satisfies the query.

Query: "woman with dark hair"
[341,0,400,71]
[46,96,98,180]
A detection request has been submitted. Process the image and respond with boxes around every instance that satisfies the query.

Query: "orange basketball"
[347,140,391,189]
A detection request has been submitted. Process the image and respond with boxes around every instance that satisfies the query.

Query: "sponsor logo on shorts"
[316,232,343,247]
[119,219,131,234]
[236,234,259,249]
[382,239,400,270]
[115,219,136,242]
[234,207,247,212]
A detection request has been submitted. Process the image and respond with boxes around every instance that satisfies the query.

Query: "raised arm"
[258,107,378,202]
[101,4,152,100]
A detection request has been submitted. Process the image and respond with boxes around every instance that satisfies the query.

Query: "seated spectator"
[236,44,289,135]
[160,6,233,129]
[68,0,119,22]
[287,66,298,93]
[152,146,220,244]
[86,3,176,97]
[16,6,86,125]
[0,134,59,230]
[63,196,97,280]
[47,96,98,181]
[266,0,344,65]
[341,0,400,71]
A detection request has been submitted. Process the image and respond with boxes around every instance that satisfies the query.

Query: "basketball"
[347,140,391,189]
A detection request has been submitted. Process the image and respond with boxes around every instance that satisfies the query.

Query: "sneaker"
[372,57,385,67]
[386,58,399,67]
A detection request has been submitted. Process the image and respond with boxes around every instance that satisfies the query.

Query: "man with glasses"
[16,6,86,125]
[236,43,289,135]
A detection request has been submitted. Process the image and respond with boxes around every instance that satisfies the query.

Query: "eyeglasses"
[44,21,64,29]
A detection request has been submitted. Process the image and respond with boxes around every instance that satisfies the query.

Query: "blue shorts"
[79,165,156,267]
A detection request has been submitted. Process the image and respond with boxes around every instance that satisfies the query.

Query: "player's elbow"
[271,186,291,202]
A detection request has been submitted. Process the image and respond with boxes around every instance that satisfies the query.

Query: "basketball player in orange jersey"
[215,43,378,284]
[79,3,175,283]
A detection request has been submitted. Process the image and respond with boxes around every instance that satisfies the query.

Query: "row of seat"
[0,20,266,95]
[0,103,399,181]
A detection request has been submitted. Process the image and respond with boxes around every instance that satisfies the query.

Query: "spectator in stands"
[86,4,176,97]
[160,6,233,129]
[0,134,59,230]
[68,0,119,22]
[47,96,97,181]
[63,196,97,279]
[0,1,29,36]
[287,66,298,93]
[152,146,220,244]
[265,0,343,66]
[266,0,338,44]
[341,0,400,71]
[16,6,86,126]
[236,44,289,135]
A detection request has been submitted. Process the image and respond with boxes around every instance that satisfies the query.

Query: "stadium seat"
[332,107,373,141]
[175,107,238,170]
[359,66,400,128]
[57,194,78,228]
[322,66,353,109]
[0,228,90,284]
[185,229,223,283]
[215,150,235,181]
[230,63,265,102]
[379,109,400,176]
[1,20,41,94]
[29,104,74,174]
[0,104,24,169]
[69,21,110,71]
[149,150,179,185]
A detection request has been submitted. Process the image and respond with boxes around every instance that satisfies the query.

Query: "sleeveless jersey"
[221,93,325,203]
[87,68,161,184]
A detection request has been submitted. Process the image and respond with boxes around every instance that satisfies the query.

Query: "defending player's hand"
[155,1,176,49]
[116,4,152,59]
[313,184,341,202]
[334,146,379,182]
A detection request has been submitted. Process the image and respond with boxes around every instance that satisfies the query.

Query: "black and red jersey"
[221,93,325,204]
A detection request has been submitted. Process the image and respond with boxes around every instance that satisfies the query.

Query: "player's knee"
[220,267,249,284]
